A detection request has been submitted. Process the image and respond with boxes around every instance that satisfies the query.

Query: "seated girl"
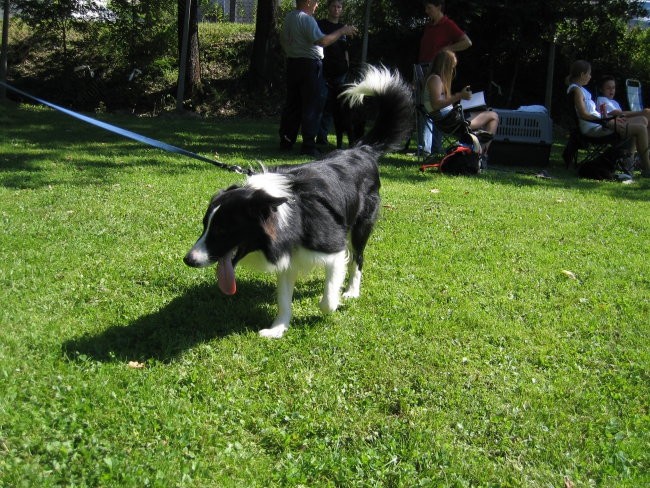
[423,49,498,152]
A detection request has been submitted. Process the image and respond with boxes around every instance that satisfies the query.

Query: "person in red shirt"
[418,0,471,63]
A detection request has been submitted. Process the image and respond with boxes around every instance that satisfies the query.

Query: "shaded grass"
[1,102,649,487]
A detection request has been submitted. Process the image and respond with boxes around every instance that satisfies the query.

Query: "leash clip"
[231,165,253,176]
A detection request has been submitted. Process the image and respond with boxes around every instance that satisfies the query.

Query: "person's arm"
[602,99,623,116]
[572,88,599,122]
[426,75,471,112]
[316,25,357,47]
[447,34,472,52]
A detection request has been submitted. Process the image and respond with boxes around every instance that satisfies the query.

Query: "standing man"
[316,0,350,146]
[418,0,471,63]
[279,0,357,157]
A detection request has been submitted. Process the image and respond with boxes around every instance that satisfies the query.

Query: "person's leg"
[279,59,302,149]
[617,119,650,173]
[469,111,499,135]
[319,74,348,144]
[317,80,331,144]
[469,111,499,152]
[299,59,325,155]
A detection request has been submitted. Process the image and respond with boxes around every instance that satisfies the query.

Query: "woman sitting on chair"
[423,49,498,152]
[566,60,650,177]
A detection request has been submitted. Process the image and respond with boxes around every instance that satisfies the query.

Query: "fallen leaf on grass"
[564,476,575,488]
[382,204,396,210]
[561,270,577,280]
[127,361,145,369]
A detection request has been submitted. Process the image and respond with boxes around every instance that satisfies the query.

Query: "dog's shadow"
[62,280,321,363]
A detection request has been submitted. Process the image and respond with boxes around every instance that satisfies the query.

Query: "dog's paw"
[342,288,360,299]
[319,295,339,314]
[259,325,288,339]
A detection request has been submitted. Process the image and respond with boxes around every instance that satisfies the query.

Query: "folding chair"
[625,79,643,112]
[562,89,629,171]
[412,62,456,162]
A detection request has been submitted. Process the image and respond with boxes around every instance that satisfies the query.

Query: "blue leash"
[0,81,254,176]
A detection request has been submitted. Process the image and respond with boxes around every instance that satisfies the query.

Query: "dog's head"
[184,175,291,295]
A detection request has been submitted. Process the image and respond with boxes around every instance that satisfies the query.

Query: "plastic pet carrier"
[488,109,553,167]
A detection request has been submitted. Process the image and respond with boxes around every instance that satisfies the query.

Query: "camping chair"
[562,89,629,170]
[412,62,457,161]
[625,79,643,112]
[419,103,493,171]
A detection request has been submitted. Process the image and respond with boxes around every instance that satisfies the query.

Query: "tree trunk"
[177,0,201,101]
[249,0,279,91]
[361,0,373,64]
[229,0,236,22]
[1,0,10,99]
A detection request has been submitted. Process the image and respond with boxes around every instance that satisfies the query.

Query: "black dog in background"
[330,83,368,149]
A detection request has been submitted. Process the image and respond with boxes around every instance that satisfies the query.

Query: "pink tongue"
[217,256,237,295]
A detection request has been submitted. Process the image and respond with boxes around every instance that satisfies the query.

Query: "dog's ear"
[248,190,288,219]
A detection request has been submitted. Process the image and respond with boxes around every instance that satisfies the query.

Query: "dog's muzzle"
[183,246,212,268]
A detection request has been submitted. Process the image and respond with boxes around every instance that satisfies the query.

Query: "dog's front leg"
[259,269,297,339]
[320,251,347,313]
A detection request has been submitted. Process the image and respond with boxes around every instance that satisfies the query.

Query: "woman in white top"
[423,50,498,150]
[566,60,649,176]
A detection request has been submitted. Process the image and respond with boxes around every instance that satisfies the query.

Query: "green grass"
[1,101,649,487]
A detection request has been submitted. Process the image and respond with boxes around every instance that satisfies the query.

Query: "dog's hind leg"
[259,269,298,339]
[320,250,347,314]
[343,201,378,299]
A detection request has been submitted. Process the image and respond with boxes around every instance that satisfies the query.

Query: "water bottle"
[600,103,608,119]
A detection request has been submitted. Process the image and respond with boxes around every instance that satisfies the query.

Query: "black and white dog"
[184,66,413,338]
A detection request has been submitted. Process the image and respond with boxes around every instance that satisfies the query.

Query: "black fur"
[331,83,367,149]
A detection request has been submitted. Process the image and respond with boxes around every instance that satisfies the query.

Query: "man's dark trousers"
[279,57,325,153]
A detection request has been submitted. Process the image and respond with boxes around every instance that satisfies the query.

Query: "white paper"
[460,91,486,111]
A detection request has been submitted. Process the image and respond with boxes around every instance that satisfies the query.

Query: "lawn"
[1,101,649,487]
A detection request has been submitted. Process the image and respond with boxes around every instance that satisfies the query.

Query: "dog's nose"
[183,252,196,267]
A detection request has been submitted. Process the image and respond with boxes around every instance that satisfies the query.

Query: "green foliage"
[100,0,176,71]
[12,0,107,57]
[1,103,649,486]
[199,0,226,22]
[626,27,650,85]
[199,23,255,80]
